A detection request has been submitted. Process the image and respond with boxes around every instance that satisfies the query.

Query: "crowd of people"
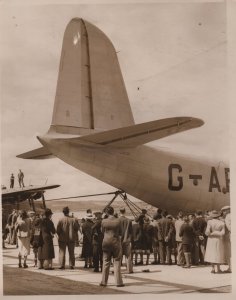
[2,204,231,287]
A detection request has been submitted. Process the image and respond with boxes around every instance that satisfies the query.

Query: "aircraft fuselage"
[40,135,230,214]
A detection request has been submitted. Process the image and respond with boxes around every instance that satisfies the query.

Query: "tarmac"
[2,243,232,296]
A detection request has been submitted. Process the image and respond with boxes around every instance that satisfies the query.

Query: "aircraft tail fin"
[50,18,134,135]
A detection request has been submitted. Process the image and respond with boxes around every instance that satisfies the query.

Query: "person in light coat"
[119,208,133,273]
[175,211,185,266]
[57,206,79,269]
[221,206,231,273]
[204,210,226,273]
[100,206,124,287]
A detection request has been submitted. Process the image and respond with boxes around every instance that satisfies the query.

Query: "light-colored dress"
[204,218,226,264]
[223,213,231,262]
[16,217,31,257]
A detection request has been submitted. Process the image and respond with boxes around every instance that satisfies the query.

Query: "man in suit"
[192,210,207,265]
[175,211,185,266]
[100,206,124,287]
[56,206,79,269]
[92,211,103,272]
[119,207,133,273]
[157,210,175,264]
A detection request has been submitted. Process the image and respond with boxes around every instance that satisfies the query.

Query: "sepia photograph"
[1,0,235,297]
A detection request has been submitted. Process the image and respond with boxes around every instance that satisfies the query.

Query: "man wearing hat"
[81,212,94,268]
[221,206,231,273]
[57,206,79,269]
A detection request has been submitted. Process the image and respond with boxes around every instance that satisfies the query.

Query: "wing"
[16,147,53,159]
[75,117,204,147]
[2,185,60,200]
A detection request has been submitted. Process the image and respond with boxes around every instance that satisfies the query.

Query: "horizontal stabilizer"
[78,117,204,147]
[17,147,54,159]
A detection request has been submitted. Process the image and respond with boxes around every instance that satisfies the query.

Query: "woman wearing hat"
[38,208,56,270]
[204,210,226,273]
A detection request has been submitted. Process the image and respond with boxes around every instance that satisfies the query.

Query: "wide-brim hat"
[221,206,230,211]
[210,210,221,218]
[86,214,93,219]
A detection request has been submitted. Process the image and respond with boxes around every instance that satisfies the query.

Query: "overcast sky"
[1,1,230,200]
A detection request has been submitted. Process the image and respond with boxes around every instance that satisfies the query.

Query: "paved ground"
[2,244,232,295]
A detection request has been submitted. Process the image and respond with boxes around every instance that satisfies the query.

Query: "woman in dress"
[15,210,31,268]
[38,208,56,270]
[204,210,226,273]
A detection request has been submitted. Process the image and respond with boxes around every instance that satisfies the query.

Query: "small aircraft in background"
[17,18,230,214]
[1,184,60,213]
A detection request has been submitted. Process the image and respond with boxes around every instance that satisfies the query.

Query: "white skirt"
[18,237,30,257]
[204,236,226,264]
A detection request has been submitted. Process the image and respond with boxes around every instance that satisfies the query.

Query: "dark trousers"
[58,241,75,267]
[93,243,103,270]
[158,241,172,264]
[195,238,206,264]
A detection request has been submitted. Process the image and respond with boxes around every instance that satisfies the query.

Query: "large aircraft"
[17,18,230,214]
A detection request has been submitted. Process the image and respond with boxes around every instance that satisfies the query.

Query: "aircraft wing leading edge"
[17,116,203,159]
[17,146,54,159]
[64,117,204,148]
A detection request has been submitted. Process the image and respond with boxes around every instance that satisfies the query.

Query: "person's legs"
[68,242,75,268]
[23,255,28,268]
[100,251,111,286]
[159,241,166,264]
[183,244,191,268]
[38,259,44,269]
[18,255,22,268]
[123,242,133,273]
[216,264,222,273]
[199,240,206,264]
[146,250,150,265]
[58,241,66,268]
[33,248,38,267]
[166,243,172,264]
[113,258,124,286]
[211,264,216,273]
[113,246,124,287]
[177,242,185,266]
[93,244,99,271]
[183,252,191,268]
[152,246,158,264]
